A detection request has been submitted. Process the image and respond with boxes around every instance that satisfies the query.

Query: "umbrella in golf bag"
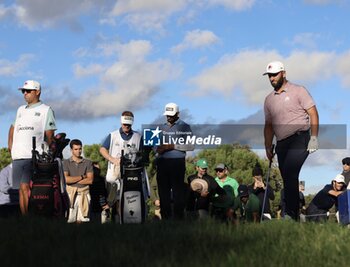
[28,133,70,218]
[119,149,150,224]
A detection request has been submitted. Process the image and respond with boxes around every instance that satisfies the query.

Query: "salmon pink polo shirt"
[264,82,315,141]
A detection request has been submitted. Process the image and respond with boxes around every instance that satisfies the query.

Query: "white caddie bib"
[11,104,50,160]
[105,130,141,183]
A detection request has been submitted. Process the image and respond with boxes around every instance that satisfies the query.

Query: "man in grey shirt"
[63,139,94,223]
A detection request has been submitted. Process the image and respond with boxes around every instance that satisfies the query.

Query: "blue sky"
[1,0,349,194]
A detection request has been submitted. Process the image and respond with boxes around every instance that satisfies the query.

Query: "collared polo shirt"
[264,82,315,141]
[63,157,93,188]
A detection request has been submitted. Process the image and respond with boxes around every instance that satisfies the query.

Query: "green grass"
[1,217,350,267]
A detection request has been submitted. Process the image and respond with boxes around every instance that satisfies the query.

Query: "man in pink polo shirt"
[263,61,319,221]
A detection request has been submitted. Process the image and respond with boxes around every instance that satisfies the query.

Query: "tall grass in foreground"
[1,217,350,267]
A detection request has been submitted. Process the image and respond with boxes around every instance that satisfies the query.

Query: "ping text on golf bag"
[119,145,150,224]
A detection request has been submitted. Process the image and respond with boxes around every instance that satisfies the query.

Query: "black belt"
[278,130,310,142]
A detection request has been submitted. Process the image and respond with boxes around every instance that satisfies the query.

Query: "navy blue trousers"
[276,131,310,220]
[156,158,186,220]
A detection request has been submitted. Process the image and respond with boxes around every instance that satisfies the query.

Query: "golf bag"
[28,134,70,218]
[119,149,150,224]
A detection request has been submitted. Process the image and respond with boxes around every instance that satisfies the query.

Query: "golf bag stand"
[119,149,149,224]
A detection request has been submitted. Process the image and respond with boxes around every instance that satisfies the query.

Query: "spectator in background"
[0,164,19,218]
[89,162,109,223]
[150,175,161,220]
[298,181,307,222]
[214,163,239,199]
[63,139,94,223]
[214,163,239,221]
[233,184,261,223]
[187,159,230,219]
[306,174,346,222]
[341,157,350,186]
[156,103,194,220]
[248,163,275,220]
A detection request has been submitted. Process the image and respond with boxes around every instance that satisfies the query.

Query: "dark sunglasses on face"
[216,169,224,173]
[21,89,35,94]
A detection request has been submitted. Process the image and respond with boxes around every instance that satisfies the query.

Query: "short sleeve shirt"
[264,82,315,140]
[63,157,93,188]
[215,176,239,197]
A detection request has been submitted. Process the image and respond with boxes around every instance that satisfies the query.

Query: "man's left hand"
[307,136,318,153]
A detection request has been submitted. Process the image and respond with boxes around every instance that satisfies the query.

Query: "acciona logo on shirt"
[17,124,34,132]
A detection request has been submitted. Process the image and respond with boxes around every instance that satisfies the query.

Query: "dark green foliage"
[0,148,11,169]
[83,144,107,176]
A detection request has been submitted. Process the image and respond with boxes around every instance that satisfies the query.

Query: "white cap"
[163,102,179,116]
[18,80,41,90]
[121,115,134,125]
[263,61,285,75]
[333,174,345,184]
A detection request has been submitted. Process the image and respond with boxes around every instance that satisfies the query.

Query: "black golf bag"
[119,149,149,224]
[28,134,70,218]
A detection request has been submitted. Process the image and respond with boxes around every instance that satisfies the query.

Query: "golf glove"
[307,136,318,153]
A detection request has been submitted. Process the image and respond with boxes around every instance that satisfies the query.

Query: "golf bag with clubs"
[28,133,70,218]
[119,148,150,224]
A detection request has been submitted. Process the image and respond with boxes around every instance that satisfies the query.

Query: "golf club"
[260,144,275,222]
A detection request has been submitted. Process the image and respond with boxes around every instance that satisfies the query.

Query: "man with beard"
[156,103,194,220]
[263,61,319,221]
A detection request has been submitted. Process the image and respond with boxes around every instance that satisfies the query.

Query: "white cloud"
[108,0,255,32]
[52,39,182,120]
[98,40,152,62]
[171,29,220,53]
[287,32,321,49]
[110,0,186,16]
[73,63,106,78]
[1,0,256,32]
[8,0,106,30]
[0,54,35,76]
[207,0,255,10]
[109,0,187,32]
[0,4,11,19]
[336,50,350,88]
[188,50,279,103]
[188,49,342,104]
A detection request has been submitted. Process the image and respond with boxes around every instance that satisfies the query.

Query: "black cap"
[342,157,350,166]
[252,163,263,177]
[238,184,249,198]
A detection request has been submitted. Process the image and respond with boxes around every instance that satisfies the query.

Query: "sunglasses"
[21,89,35,94]
[216,169,224,173]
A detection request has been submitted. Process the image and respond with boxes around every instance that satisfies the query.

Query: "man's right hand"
[265,146,274,161]
[156,144,174,155]
[110,157,120,165]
